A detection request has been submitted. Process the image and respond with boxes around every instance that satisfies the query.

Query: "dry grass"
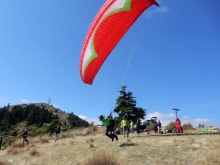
[69,140,74,145]
[0,161,6,165]
[6,148,19,155]
[0,128,219,165]
[29,148,39,156]
[60,132,75,139]
[39,136,50,144]
[11,142,22,148]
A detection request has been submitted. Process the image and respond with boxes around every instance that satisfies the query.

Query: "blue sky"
[1,0,220,127]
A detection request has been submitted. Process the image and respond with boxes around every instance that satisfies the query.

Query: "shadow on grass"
[119,142,136,147]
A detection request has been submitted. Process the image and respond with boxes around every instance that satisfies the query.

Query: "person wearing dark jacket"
[55,126,61,142]
[0,134,2,150]
[136,118,140,135]
[99,115,118,142]
[154,120,161,133]
[21,129,29,147]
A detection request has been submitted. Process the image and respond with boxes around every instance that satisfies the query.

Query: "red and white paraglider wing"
[80,0,159,85]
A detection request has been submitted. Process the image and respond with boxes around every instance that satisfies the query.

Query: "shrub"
[146,123,155,131]
[2,137,16,149]
[89,143,94,148]
[84,152,119,165]
[30,148,39,156]
[0,161,6,165]
[11,131,18,136]
[182,123,194,130]
[165,122,175,130]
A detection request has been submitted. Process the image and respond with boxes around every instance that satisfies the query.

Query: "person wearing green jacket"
[121,116,129,138]
[99,115,118,142]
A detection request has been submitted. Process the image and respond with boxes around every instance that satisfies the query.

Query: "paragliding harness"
[104,112,118,141]
[106,112,117,132]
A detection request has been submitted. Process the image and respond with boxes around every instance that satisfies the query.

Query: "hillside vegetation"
[0,103,89,138]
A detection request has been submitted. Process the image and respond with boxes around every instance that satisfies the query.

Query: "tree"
[68,113,89,128]
[113,85,146,122]
[165,122,175,130]
[182,123,194,130]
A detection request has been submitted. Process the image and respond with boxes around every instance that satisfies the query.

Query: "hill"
[0,103,89,137]
[8,103,69,122]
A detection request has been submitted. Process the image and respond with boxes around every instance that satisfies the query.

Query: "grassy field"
[0,128,220,165]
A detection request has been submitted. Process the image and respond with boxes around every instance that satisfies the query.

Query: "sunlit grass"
[0,128,219,165]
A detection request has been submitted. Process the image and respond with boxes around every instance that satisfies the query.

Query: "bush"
[30,148,39,156]
[182,123,194,130]
[146,123,155,131]
[165,122,175,131]
[0,160,6,165]
[2,137,17,149]
[11,131,18,136]
[84,152,119,165]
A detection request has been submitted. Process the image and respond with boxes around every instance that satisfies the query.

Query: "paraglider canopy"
[80,0,159,85]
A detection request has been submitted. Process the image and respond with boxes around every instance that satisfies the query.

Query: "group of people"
[20,126,61,147]
[99,113,184,141]
[19,125,61,148]
[99,114,142,142]
[120,116,141,137]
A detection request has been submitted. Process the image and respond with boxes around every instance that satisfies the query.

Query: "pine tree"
[113,85,146,122]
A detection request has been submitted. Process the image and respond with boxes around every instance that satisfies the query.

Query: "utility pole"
[172,108,180,118]
[48,97,51,105]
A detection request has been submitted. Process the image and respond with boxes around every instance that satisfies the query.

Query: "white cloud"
[32,101,42,103]
[78,115,88,120]
[182,118,212,127]
[182,116,190,119]
[145,111,175,120]
[145,112,213,127]
[78,115,101,125]
[21,99,30,103]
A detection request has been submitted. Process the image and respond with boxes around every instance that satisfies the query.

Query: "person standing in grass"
[121,116,129,138]
[154,120,162,133]
[0,134,2,150]
[21,129,29,147]
[99,115,118,142]
[55,126,61,142]
[175,117,182,133]
[136,118,140,135]
[130,120,134,133]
